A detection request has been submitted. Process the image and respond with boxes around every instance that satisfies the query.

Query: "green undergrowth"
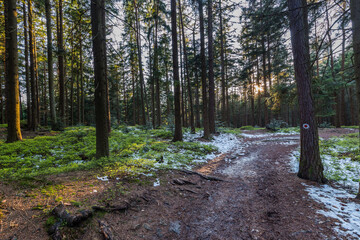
[218,126,265,135]
[319,133,360,188]
[239,125,264,131]
[320,133,360,162]
[277,127,300,133]
[342,126,359,129]
[0,126,217,181]
[218,127,243,136]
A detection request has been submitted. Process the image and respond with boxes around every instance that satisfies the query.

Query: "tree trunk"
[42,61,48,126]
[207,0,215,134]
[219,0,227,126]
[198,0,209,139]
[57,0,65,126]
[193,26,201,128]
[288,0,325,183]
[250,74,255,126]
[325,3,339,128]
[179,0,195,133]
[256,55,262,126]
[349,0,360,197]
[340,1,346,126]
[154,0,161,128]
[267,34,273,121]
[80,37,84,124]
[28,0,38,131]
[22,2,31,128]
[4,0,22,142]
[134,0,146,126]
[45,0,57,129]
[171,0,182,141]
[91,0,109,158]
[261,38,269,125]
[179,25,185,127]
[165,59,171,118]
[150,40,155,128]
[70,31,74,126]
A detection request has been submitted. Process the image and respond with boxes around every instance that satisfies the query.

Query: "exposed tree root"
[52,204,93,227]
[179,169,224,181]
[92,202,129,212]
[98,220,114,240]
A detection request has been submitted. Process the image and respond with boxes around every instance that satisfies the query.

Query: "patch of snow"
[241,132,298,139]
[221,152,258,177]
[153,178,160,187]
[289,150,300,173]
[288,150,360,238]
[303,183,360,239]
[97,176,109,182]
[322,155,360,193]
[184,131,243,155]
[290,147,360,194]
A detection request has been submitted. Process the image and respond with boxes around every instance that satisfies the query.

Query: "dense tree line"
[1,0,359,184]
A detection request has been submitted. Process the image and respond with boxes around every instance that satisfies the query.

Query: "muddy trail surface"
[1,129,357,240]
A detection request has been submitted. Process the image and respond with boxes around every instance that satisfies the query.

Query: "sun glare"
[254,85,263,93]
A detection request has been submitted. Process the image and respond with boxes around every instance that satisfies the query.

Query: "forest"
[1,0,360,239]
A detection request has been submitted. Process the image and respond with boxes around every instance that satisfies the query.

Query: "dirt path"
[84,129,355,240]
[1,129,357,240]
[178,132,337,240]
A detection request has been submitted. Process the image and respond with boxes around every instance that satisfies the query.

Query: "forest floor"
[0,128,359,240]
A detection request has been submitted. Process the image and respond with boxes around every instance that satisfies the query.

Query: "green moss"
[45,216,57,227]
[0,126,220,181]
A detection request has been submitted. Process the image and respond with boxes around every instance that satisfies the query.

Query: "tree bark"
[193,26,201,128]
[207,0,215,134]
[171,0,182,141]
[134,0,146,126]
[256,55,262,126]
[5,0,22,142]
[45,0,57,129]
[22,2,31,128]
[325,2,339,128]
[91,0,109,158]
[179,0,195,133]
[288,0,325,183]
[57,0,65,126]
[340,1,346,126]
[28,0,39,131]
[219,0,227,126]
[198,0,209,139]
[350,0,360,197]
[154,0,161,128]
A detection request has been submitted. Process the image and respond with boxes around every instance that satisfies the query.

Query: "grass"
[0,126,217,181]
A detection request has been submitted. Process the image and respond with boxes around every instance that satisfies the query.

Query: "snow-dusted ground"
[183,130,244,161]
[290,147,360,193]
[304,183,360,239]
[289,150,360,239]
